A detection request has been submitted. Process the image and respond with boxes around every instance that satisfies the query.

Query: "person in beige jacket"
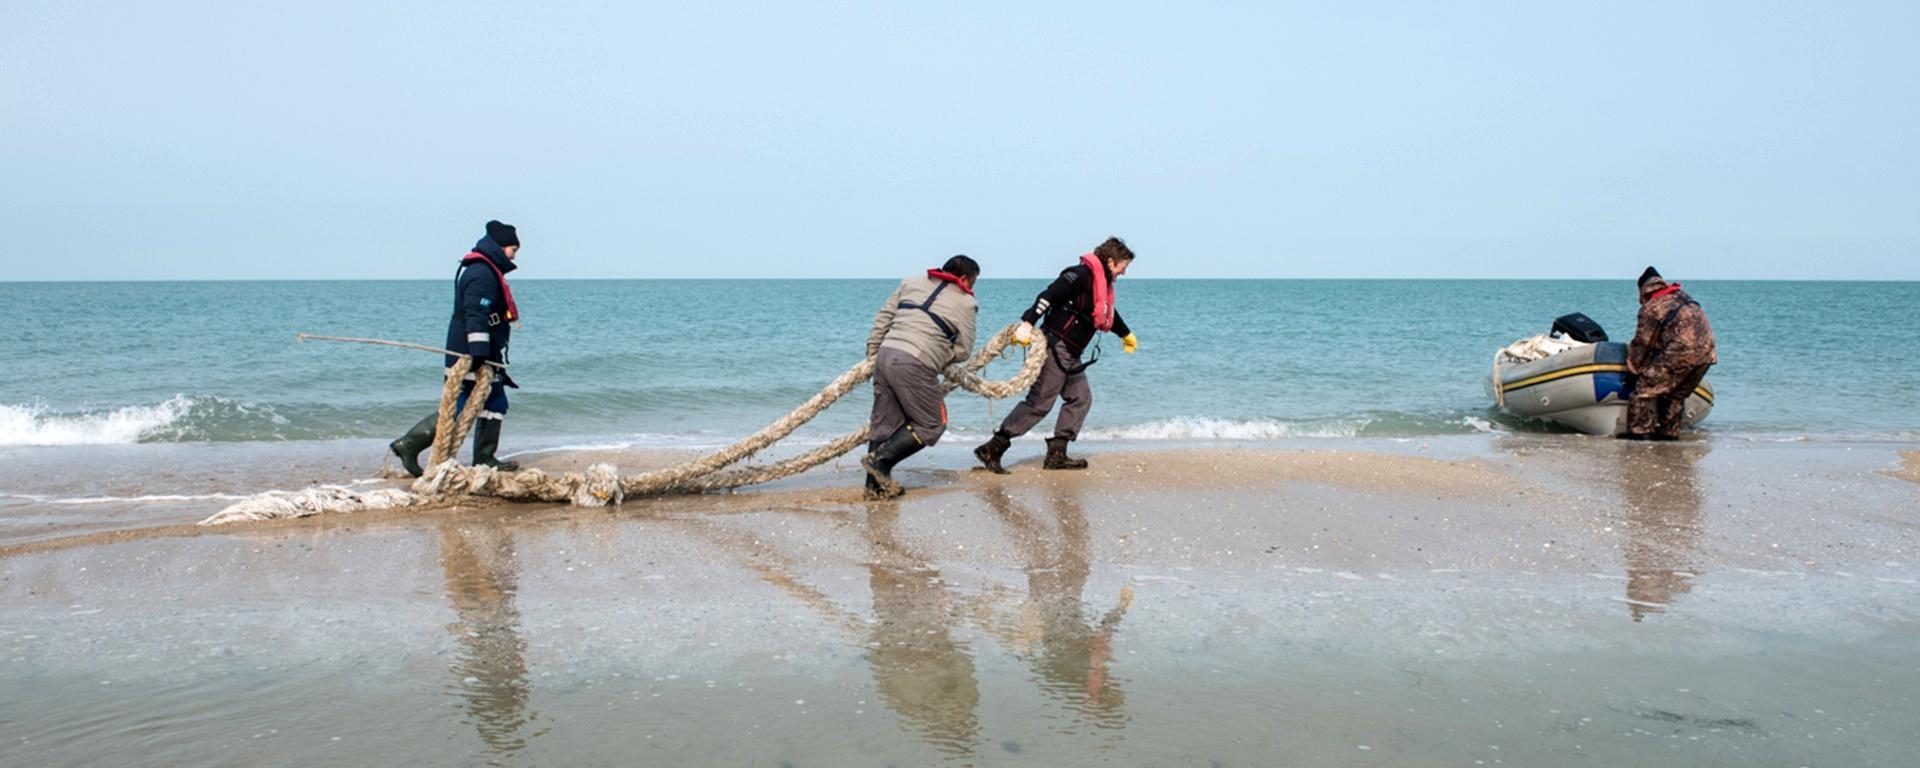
[862,255,981,498]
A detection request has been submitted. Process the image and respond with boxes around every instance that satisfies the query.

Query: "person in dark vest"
[862,255,981,498]
[390,220,526,475]
[973,238,1138,473]
[1623,266,1716,440]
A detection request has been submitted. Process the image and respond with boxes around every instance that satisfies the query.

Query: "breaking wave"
[0,395,297,446]
[0,397,198,446]
[1076,411,1528,441]
[1081,416,1363,441]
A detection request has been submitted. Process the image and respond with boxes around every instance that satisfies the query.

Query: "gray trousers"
[869,347,948,450]
[997,337,1092,441]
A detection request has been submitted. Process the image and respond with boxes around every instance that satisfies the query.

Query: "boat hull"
[1493,341,1714,436]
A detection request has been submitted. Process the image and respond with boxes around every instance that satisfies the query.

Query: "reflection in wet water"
[1618,443,1709,621]
[864,503,982,754]
[437,523,538,755]
[978,486,1132,729]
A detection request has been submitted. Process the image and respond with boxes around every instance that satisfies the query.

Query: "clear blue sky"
[4,2,1915,280]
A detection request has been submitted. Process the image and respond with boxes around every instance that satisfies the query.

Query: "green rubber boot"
[472,419,522,472]
[389,415,437,477]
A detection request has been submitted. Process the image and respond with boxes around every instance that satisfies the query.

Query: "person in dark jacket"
[1623,266,1717,440]
[973,237,1139,473]
[390,220,526,475]
[862,255,981,498]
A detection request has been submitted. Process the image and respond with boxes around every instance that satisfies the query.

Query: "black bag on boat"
[1551,313,1608,343]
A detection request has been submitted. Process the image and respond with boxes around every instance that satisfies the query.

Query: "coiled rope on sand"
[200,324,1047,525]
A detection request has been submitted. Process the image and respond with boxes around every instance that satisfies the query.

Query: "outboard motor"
[1551,313,1608,343]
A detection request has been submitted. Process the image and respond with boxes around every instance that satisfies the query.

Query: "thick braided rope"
[414,323,1044,502]
[673,326,1047,493]
[200,323,1047,524]
[428,360,493,467]
[613,357,878,494]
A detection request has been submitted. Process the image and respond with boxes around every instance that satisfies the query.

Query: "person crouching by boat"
[862,255,982,498]
[973,238,1138,473]
[390,220,526,475]
[1622,266,1716,441]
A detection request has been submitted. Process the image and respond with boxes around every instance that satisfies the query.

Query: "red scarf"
[463,252,519,322]
[926,268,974,295]
[1078,253,1116,332]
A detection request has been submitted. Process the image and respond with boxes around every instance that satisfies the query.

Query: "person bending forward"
[862,255,981,498]
[1623,266,1717,440]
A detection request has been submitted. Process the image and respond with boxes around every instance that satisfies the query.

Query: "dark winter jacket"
[443,236,519,385]
[1019,261,1131,356]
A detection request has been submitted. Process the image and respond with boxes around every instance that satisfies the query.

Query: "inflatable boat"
[1490,313,1713,436]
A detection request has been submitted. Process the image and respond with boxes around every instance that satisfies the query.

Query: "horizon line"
[4,276,1918,284]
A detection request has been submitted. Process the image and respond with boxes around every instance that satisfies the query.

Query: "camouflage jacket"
[1628,286,1717,374]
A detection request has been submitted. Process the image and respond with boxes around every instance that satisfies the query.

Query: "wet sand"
[1886,450,1920,485]
[3,437,1918,766]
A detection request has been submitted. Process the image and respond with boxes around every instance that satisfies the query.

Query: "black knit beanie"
[486,220,519,248]
[1637,266,1662,288]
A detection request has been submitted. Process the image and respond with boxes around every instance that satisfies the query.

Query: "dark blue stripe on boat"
[1593,371,1628,404]
[1593,341,1628,364]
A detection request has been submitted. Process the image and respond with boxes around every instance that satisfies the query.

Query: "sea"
[5,279,1916,457]
[5,279,1920,768]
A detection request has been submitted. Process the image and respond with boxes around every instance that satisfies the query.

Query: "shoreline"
[3,437,1917,766]
[4,434,1918,552]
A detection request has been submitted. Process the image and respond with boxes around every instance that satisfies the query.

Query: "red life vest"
[1078,253,1116,332]
[462,252,519,322]
[925,268,974,294]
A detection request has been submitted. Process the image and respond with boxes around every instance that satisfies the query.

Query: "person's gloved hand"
[1013,322,1034,347]
[1122,333,1139,354]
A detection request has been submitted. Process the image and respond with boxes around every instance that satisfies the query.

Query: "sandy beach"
[1886,450,1920,485]
[3,436,1916,766]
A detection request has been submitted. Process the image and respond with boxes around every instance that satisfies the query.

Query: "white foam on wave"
[1080,416,1363,441]
[1,477,391,505]
[0,396,194,447]
[508,432,847,459]
[1459,415,1500,434]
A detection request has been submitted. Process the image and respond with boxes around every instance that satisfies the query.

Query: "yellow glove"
[1122,333,1138,354]
[1013,322,1034,347]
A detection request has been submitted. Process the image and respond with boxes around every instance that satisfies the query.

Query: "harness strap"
[898,280,959,344]
[1660,296,1698,328]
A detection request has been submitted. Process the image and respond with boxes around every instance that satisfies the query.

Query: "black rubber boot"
[389,415,437,477]
[472,419,522,472]
[973,431,1012,475]
[1043,437,1088,470]
[862,426,925,498]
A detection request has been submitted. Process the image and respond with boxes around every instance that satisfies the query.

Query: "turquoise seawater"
[4,280,1917,448]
